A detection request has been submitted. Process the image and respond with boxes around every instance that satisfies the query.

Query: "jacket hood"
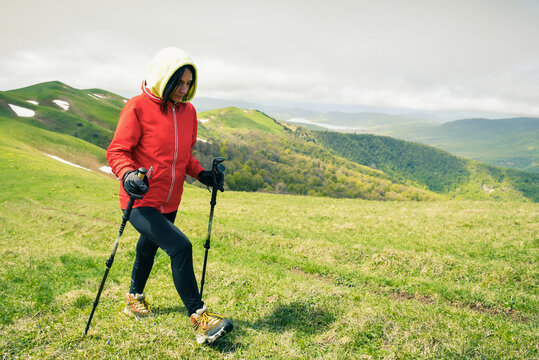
[145,47,197,102]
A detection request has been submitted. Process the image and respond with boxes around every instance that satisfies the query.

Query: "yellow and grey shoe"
[124,293,152,319]
[190,305,233,344]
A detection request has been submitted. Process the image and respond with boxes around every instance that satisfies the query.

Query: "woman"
[106,47,232,345]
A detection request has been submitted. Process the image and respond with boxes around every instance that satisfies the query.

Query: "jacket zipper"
[162,104,179,212]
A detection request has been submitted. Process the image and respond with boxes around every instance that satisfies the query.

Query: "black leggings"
[126,207,204,315]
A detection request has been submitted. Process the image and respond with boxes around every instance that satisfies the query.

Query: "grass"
[0,116,108,167]
[382,118,539,173]
[199,107,285,135]
[4,81,536,201]
[0,141,537,359]
[0,112,537,359]
[5,81,126,130]
[0,82,123,149]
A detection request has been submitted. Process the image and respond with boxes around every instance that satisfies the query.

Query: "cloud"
[0,48,149,96]
[1,0,539,116]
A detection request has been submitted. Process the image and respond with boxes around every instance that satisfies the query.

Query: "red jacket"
[106,85,205,213]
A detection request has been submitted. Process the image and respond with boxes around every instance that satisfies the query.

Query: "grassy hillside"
[0,115,109,173]
[384,118,539,173]
[194,106,537,202]
[314,132,470,192]
[194,107,439,201]
[284,112,538,173]
[2,81,536,202]
[313,131,539,202]
[199,107,285,135]
[0,83,439,201]
[0,81,126,149]
[0,124,537,358]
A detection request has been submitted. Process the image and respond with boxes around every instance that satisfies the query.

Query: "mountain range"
[1,81,537,202]
[194,97,538,173]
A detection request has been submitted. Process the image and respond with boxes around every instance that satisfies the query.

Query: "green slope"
[0,133,537,358]
[2,81,536,202]
[313,131,538,202]
[314,132,470,192]
[387,117,539,173]
[5,81,126,129]
[0,84,537,357]
[0,81,125,149]
[195,107,440,201]
[199,107,285,135]
[0,115,110,173]
[0,111,121,324]
[1,82,439,201]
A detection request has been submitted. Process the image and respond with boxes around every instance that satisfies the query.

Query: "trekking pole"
[200,157,225,298]
[84,167,147,337]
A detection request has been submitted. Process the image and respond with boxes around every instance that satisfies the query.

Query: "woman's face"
[170,68,193,103]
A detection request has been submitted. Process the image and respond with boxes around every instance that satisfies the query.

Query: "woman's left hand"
[198,170,224,189]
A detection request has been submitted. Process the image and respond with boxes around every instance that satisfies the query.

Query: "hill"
[193,97,539,173]
[0,82,437,201]
[385,117,539,173]
[313,132,538,202]
[193,108,537,202]
[269,109,538,173]
[0,83,537,358]
[0,123,537,358]
[0,81,126,149]
[192,107,437,200]
[1,81,537,202]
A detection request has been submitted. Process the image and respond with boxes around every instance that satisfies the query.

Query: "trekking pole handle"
[120,167,147,231]
[211,157,225,192]
[212,157,225,173]
[136,167,148,179]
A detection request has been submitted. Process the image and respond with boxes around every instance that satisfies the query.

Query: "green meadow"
[0,122,537,359]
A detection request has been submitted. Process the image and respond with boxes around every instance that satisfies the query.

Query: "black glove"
[198,170,224,190]
[123,170,149,199]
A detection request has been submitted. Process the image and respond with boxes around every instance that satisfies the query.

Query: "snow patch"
[8,104,35,117]
[88,93,105,100]
[53,99,70,111]
[198,118,209,123]
[196,137,210,143]
[99,166,113,175]
[26,100,39,105]
[45,154,91,171]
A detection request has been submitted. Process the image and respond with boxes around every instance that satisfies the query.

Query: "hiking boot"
[124,293,152,319]
[190,305,233,344]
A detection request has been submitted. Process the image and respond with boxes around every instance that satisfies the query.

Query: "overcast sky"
[2,0,539,116]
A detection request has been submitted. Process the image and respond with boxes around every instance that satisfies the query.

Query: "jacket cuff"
[196,169,205,180]
[118,167,135,181]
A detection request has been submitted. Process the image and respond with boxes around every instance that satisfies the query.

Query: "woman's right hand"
[123,170,149,199]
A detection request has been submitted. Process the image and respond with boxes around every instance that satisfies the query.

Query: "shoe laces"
[130,296,151,313]
[195,311,223,330]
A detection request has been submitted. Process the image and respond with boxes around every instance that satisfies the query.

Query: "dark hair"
[160,64,196,114]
